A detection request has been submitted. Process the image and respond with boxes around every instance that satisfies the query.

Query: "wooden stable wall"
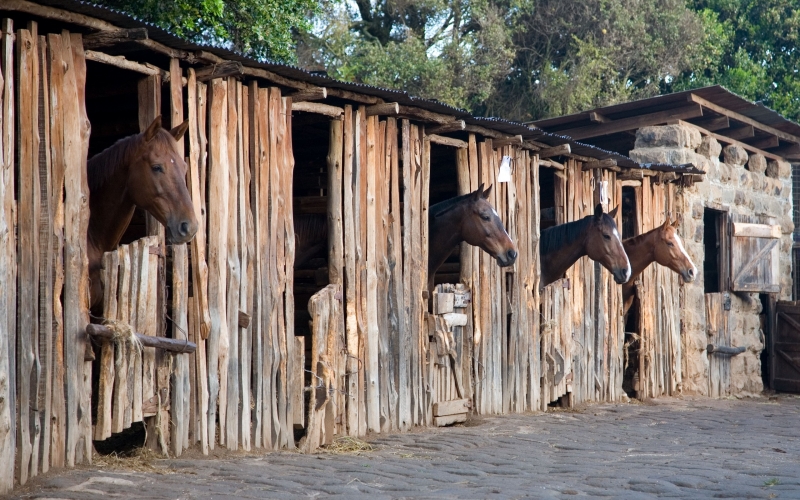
[540,161,626,408]
[1,24,93,493]
[632,178,682,398]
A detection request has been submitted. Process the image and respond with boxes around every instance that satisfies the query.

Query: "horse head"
[585,204,631,284]
[130,116,198,244]
[461,184,518,268]
[653,218,697,282]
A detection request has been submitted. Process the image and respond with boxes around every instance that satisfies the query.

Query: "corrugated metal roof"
[530,85,800,142]
[12,0,702,174]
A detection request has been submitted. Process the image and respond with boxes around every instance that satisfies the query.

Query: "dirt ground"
[6,395,800,499]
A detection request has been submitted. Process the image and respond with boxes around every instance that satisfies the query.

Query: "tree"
[298,0,515,111]
[674,0,800,121]
[94,0,319,62]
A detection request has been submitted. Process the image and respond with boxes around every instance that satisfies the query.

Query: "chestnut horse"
[87,116,198,309]
[622,218,696,316]
[539,204,630,288]
[428,184,517,292]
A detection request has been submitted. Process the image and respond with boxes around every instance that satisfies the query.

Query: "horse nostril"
[180,221,190,236]
[688,268,695,277]
[508,249,518,261]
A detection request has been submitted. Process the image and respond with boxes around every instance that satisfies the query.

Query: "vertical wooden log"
[247,82,263,448]
[239,83,253,452]
[15,26,39,485]
[170,244,190,456]
[281,94,296,449]
[60,32,92,466]
[187,71,209,454]
[206,78,229,450]
[356,106,368,436]
[365,115,380,432]
[342,106,359,436]
[44,30,66,471]
[0,20,15,492]
[386,117,402,431]
[327,117,345,435]
[420,131,432,424]
[137,75,164,241]
[224,77,241,450]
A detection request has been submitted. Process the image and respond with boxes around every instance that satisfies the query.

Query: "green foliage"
[94,0,319,62]
[673,0,800,121]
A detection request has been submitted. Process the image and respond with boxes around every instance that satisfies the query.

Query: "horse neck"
[540,223,587,287]
[428,205,465,280]
[87,150,136,259]
[623,229,658,281]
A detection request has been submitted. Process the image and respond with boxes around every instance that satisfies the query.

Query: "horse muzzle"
[681,267,697,283]
[166,219,198,244]
[612,268,630,284]
[495,249,518,268]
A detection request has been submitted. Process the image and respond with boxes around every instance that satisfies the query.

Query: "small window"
[621,186,637,240]
[703,208,729,293]
[539,166,556,230]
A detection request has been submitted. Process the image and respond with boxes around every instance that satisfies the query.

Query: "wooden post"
[16,26,40,485]
[239,83,253,452]
[365,115,380,432]
[170,244,190,456]
[342,106,359,436]
[206,77,229,450]
[387,117,404,431]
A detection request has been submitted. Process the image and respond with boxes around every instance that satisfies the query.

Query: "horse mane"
[539,216,591,256]
[86,129,174,192]
[430,192,472,219]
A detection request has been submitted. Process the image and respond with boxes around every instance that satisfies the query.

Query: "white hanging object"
[497,156,512,183]
[599,180,609,207]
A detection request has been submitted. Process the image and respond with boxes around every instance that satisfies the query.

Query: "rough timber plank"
[207,77,230,450]
[239,83,253,452]
[95,252,118,441]
[365,115,380,433]
[170,244,190,456]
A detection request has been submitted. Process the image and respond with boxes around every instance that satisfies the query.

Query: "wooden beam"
[582,158,618,171]
[520,141,541,151]
[771,143,800,158]
[538,143,571,158]
[85,50,168,79]
[688,92,800,146]
[426,120,466,134]
[672,119,784,161]
[539,159,565,170]
[398,105,456,125]
[621,179,642,187]
[241,65,315,90]
[292,101,344,119]
[558,104,703,140]
[427,134,467,148]
[463,124,502,139]
[726,125,755,140]
[366,102,400,116]
[326,87,382,104]
[691,115,730,131]
[195,61,243,82]
[492,135,523,148]
[589,111,608,123]
[707,344,746,356]
[748,135,780,150]
[82,28,148,49]
[86,324,196,354]
[290,87,327,102]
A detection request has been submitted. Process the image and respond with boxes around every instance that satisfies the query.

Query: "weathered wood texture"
[706,293,732,397]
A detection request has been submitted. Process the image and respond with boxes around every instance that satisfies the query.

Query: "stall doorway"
[621,186,640,397]
[429,143,461,287]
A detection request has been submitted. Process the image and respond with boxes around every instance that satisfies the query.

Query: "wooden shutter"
[730,222,781,292]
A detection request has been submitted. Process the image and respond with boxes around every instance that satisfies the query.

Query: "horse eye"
[481,214,491,221]
[603,234,611,240]
[152,164,164,173]
[667,242,674,247]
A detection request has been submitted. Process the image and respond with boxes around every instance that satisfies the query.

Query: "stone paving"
[7,395,800,499]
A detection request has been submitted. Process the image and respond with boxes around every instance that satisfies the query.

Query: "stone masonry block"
[635,124,702,149]
[766,159,791,179]
[747,153,767,174]
[722,144,748,166]
[697,135,722,160]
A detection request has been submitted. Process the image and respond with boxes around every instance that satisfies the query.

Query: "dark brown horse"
[539,204,630,288]
[622,218,696,315]
[87,116,197,309]
[428,184,517,291]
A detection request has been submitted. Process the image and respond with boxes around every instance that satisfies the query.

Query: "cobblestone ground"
[7,396,800,499]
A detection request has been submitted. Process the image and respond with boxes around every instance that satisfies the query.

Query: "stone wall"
[630,124,793,397]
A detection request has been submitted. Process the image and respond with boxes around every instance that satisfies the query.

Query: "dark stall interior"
[429,143,461,286]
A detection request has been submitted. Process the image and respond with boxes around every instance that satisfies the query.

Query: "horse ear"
[662,218,671,229]
[472,183,485,200]
[594,203,604,218]
[672,218,680,228]
[482,184,492,199]
[144,115,162,142]
[608,205,619,218]
[169,120,190,141]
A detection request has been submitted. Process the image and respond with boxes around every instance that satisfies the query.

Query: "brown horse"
[539,204,630,288]
[428,184,517,291]
[622,218,696,315]
[87,116,198,309]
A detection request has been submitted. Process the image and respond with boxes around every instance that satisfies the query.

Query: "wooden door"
[430,284,471,425]
[706,292,732,396]
[773,301,800,393]
[730,221,781,293]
